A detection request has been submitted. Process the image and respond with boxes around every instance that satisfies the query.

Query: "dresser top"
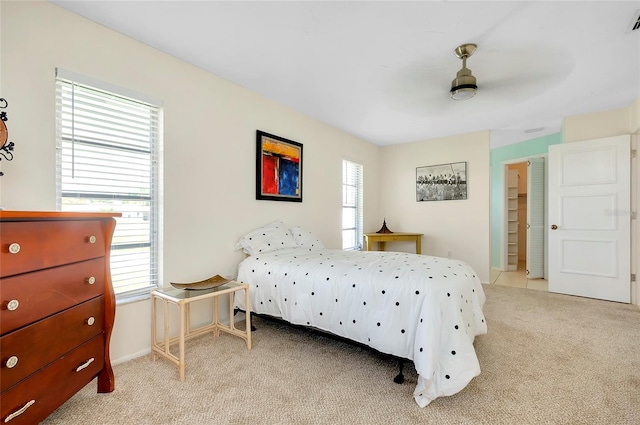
[0,210,122,221]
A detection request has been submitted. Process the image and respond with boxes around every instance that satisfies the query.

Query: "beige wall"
[379,131,491,283]
[630,96,640,132]
[512,162,528,195]
[0,1,381,363]
[563,106,631,143]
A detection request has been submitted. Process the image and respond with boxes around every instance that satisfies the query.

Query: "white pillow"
[289,225,325,249]
[236,221,297,256]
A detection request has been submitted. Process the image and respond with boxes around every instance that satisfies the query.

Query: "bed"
[233,221,487,407]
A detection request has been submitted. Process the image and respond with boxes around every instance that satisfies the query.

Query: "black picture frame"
[256,130,303,202]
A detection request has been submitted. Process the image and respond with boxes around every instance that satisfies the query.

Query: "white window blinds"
[342,160,363,250]
[55,73,160,298]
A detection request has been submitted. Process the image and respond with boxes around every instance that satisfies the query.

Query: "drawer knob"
[87,235,97,244]
[4,399,35,423]
[86,276,96,285]
[5,355,18,369]
[8,243,20,254]
[6,299,19,311]
[86,316,96,326]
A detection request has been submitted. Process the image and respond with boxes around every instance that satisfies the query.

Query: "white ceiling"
[50,1,640,147]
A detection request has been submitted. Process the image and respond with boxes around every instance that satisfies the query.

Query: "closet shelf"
[507,168,519,268]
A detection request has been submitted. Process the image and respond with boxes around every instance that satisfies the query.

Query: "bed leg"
[234,309,257,331]
[394,360,405,384]
[248,311,256,332]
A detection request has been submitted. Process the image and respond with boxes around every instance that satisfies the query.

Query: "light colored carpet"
[42,284,639,425]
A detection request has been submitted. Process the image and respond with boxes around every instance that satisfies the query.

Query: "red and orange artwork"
[260,136,300,196]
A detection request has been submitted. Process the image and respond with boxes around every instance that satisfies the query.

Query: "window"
[55,71,160,299]
[342,160,363,250]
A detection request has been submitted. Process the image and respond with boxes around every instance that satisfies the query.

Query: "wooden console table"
[363,232,423,254]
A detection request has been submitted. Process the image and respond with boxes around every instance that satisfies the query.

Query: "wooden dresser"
[0,211,120,424]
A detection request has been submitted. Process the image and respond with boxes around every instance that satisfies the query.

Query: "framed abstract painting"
[256,130,303,202]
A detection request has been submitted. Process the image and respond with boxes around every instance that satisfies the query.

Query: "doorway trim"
[499,153,548,275]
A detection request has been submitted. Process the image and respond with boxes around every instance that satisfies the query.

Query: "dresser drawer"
[0,220,107,278]
[0,335,104,425]
[1,258,106,334]
[0,297,104,392]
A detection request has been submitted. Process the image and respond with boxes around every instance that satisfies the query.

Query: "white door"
[526,158,545,279]
[548,135,631,302]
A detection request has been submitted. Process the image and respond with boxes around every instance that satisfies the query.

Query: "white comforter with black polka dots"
[235,248,487,407]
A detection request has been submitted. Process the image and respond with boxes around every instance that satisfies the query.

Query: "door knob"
[551,224,558,230]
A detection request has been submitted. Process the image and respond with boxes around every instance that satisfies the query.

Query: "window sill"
[115,288,155,306]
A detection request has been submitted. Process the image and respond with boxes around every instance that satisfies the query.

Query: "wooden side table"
[363,232,423,254]
[151,282,251,381]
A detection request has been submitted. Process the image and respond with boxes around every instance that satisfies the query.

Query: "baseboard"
[111,315,241,366]
[112,348,151,366]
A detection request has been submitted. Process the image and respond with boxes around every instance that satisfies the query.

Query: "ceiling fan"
[450,43,478,101]
[386,41,573,118]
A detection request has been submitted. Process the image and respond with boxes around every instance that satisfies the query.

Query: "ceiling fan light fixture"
[450,72,477,100]
[450,85,477,101]
[450,43,478,101]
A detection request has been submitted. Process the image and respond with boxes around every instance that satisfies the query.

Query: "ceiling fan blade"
[386,41,574,115]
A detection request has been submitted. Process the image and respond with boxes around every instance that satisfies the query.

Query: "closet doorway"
[496,156,547,290]
[506,162,527,272]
